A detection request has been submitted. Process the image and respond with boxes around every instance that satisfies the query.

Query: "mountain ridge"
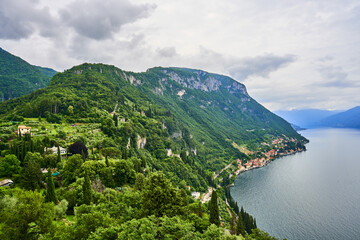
[0,47,57,101]
[320,106,360,128]
[0,62,307,166]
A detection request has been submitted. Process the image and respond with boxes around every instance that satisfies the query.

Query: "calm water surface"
[231,128,360,240]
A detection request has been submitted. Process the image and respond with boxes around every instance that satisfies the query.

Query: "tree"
[82,170,93,205]
[100,167,115,188]
[45,169,57,204]
[142,171,183,217]
[236,212,246,236]
[62,154,83,185]
[113,160,136,186]
[67,105,74,115]
[22,153,43,191]
[117,216,158,239]
[101,147,121,159]
[209,190,220,226]
[0,189,54,240]
[246,229,278,240]
[69,141,88,159]
[57,146,61,163]
[43,154,58,168]
[113,113,118,127]
[54,199,68,220]
[0,154,21,177]
[134,173,146,191]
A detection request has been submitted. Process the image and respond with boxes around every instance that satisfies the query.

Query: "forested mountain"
[0,63,306,171]
[0,63,305,239]
[320,106,360,128]
[0,48,56,101]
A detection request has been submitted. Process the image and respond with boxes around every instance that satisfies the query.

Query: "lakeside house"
[17,125,31,136]
[0,179,13,187]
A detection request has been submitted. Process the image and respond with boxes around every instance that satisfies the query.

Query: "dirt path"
[213,161,234,180]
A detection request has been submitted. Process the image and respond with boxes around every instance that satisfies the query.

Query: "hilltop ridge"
[0,48,57,101]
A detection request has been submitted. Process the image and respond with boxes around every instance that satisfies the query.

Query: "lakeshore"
[199,136,307,203]
[231,128,360,240]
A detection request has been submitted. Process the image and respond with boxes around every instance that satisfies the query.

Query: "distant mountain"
[0,48,57,101]
[320,106,360,128]
[274,109,341,128]
[290,123,306,131]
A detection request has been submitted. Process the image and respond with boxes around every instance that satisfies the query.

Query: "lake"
[231,128,360,240]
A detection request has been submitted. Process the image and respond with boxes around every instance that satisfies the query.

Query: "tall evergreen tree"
[113,113,118,127]
[82,170,93,205]
[209,190,220,226]
[57,146,61,163]
[198,201,203,218]
[236,212,246,236]
[45,168,57,204]
[22,155,43,190]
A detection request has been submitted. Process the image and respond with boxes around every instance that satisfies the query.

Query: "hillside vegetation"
[0,62,301,239]
[0,48,56,101]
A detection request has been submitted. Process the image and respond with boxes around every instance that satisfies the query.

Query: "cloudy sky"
[1,0,359,111]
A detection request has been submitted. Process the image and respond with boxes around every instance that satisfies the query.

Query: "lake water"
[231,128,360,240]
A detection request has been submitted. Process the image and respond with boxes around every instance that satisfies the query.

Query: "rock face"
[160,68,250,98]
[137,134,147,149]
[123,73,142,86]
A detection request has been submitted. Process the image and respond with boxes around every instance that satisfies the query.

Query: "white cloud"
[1,0,360,111]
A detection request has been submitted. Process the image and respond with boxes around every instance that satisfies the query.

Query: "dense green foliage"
[0,62,299,239]
[0,48,56,101]
[209,190,221,226]
[45,169,57,204]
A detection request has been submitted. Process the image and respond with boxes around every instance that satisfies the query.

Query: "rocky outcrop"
[161,69,250,99]
[123,73,141,86]
[137,134,146,149]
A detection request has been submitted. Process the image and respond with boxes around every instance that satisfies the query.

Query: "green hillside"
[0,63,304,239]
[0,63,307,170]
[0,48,56,101]
[136,67,305,158]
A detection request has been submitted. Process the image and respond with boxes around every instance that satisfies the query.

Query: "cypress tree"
[82,170,92,205]
[198,201,203,218]
[45,169,57,204]
[236,212,246,236]
[105,156,109,167]
[113,113,118,127]
[57,146,61,163]
[209,190,220,226]
[22,157,43,190]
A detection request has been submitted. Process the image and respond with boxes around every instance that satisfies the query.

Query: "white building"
[46,146,67,155]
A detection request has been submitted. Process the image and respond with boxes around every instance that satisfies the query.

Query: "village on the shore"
[193,136,306,203]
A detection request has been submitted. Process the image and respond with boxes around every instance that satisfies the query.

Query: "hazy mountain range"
[275,107,360,129]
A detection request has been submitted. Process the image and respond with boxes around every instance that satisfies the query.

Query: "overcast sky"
[1,0,359,111]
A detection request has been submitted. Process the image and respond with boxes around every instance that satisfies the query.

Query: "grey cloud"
[0,0,55,39]
[0,0,155,41]
[61,0,155,40]
[227,54,297,81]
[156,47,177,58]
[317,65,358,88]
